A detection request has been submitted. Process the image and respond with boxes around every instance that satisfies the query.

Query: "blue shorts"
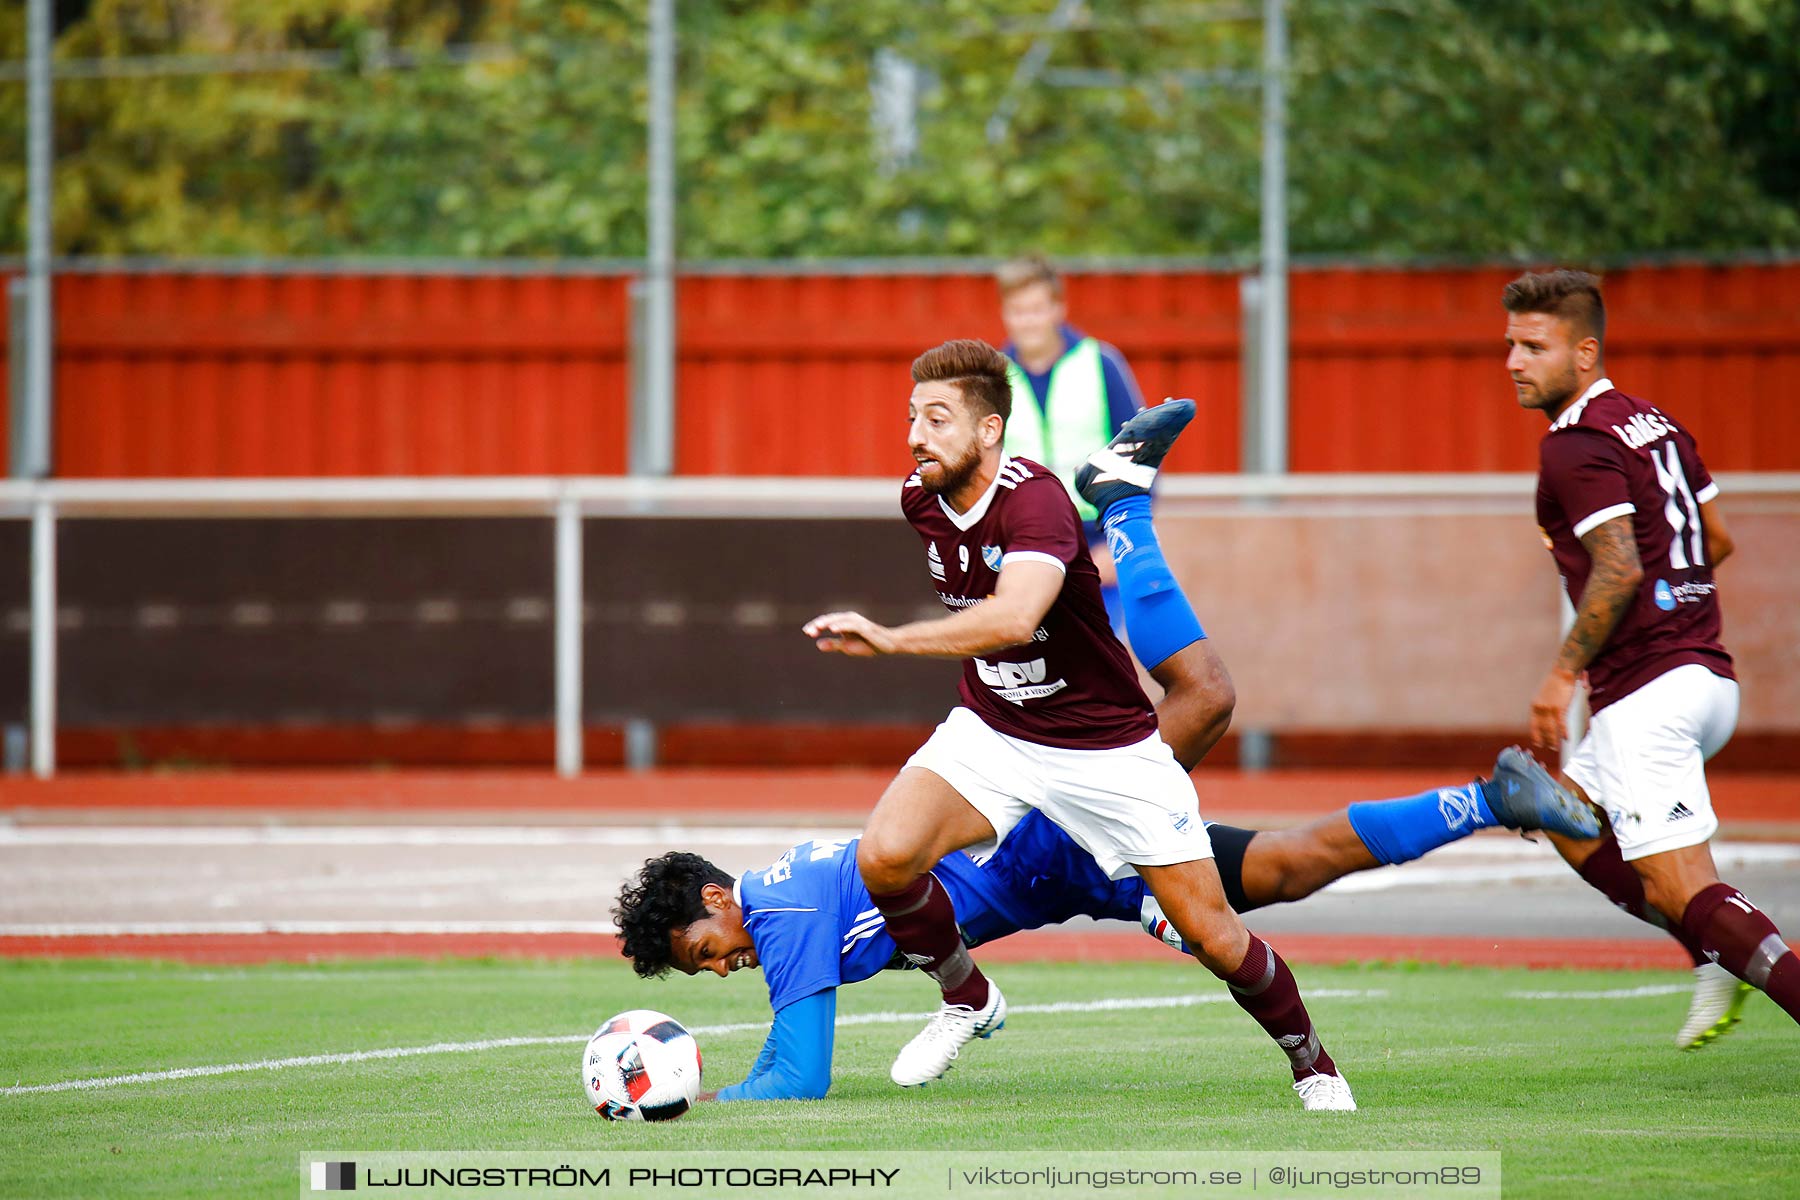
[939,810,1147,947]
[933,811,1264,949]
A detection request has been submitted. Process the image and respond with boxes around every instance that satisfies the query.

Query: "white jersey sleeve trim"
[1572,502,1636,539]
[1696,481,1720,503]
[1000,550,1067,574]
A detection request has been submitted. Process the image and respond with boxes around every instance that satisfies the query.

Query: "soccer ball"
[582,1009,702,1122]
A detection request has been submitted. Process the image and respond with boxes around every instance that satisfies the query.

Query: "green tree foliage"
[1289,0,1800,258]
[1,0,1795,259]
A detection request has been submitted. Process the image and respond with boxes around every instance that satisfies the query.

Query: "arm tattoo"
[1558,516,1642,675]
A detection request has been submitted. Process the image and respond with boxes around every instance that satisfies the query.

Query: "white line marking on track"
[1320,839,1800,894]
[3,989,1387,1096]
[1506,984,1689,1000]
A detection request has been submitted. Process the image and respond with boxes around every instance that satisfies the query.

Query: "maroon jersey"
[901,456,1157,750]
[1535,380,1734,712]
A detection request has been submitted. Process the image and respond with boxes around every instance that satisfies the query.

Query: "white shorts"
[1564,663,1739,862]
[903,706,1212,880]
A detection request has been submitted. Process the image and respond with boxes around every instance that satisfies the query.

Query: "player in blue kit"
[614,757,1578,1104]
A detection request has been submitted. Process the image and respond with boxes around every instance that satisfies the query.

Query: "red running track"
[2,768,1778,970]
[2,768,1795,826]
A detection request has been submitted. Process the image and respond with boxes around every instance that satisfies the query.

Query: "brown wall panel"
[0,520,24,726]
[42,515,958,732]
[581,517,956,722]
[55,518,557,726]
[20,501,1797,767]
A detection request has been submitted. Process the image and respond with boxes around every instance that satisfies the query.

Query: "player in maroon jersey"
[1504,269,1798,1046]
[802,339,1357,1111]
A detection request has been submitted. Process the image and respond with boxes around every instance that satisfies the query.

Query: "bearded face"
[1505,311,1587,416]
[908,383,990,498]
[913,431,984,496]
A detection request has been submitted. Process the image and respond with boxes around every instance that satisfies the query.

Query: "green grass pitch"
[2,958,1794,1198]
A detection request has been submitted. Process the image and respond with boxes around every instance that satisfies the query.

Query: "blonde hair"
[995,253,1063,300]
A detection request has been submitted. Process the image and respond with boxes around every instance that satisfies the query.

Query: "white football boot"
[1676,961,1751,1050]
[1293,1071,1357,1111]
[890,981,1007,1087]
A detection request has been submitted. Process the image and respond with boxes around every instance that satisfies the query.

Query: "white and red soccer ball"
[582,1009,702,1122]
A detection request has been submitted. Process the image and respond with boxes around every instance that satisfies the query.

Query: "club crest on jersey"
[1168,810,1193,834]
[982,545,1002,571]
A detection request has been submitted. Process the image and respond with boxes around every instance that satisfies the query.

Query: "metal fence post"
[1239,273,1263,473]
[1240,266,1274,770]
[8,277,30,478]
[635,0,677,479]
[554,491,583,777]
[1255,0,1288,476]
[22,0,55,481]
[30,492,56,777]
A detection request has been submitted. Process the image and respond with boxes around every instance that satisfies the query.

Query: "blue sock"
[1346,782,1499,866]
[1101,495,1204,670]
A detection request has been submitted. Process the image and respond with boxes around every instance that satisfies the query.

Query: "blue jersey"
[718,813,1191,1101]
[737,812,1146,1015]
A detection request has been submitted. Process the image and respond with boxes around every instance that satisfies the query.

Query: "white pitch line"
[1506,984,1690,1000]
[3,989,1388,1097]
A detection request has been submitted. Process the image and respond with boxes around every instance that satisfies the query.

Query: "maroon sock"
[868,872,990,1009]
[1577,836,1708,967]
[1224,937,1337,1081]
[1681,883,1800,1023]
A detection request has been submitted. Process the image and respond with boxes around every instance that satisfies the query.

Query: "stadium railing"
[4,472,1797,779]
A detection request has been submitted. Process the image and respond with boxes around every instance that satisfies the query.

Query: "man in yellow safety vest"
[997,253,1147,627]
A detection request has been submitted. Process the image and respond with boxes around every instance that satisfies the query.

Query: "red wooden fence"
[5,258,1795,477]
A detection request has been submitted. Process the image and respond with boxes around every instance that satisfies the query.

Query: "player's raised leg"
[1140,751,1598,959]
[1234,751,1594,904]
[856,765,1009,1086]
[1146,642,1235,772]
[1076,399,1235,769]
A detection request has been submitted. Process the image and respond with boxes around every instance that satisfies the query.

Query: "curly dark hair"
[612,852,736,979]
